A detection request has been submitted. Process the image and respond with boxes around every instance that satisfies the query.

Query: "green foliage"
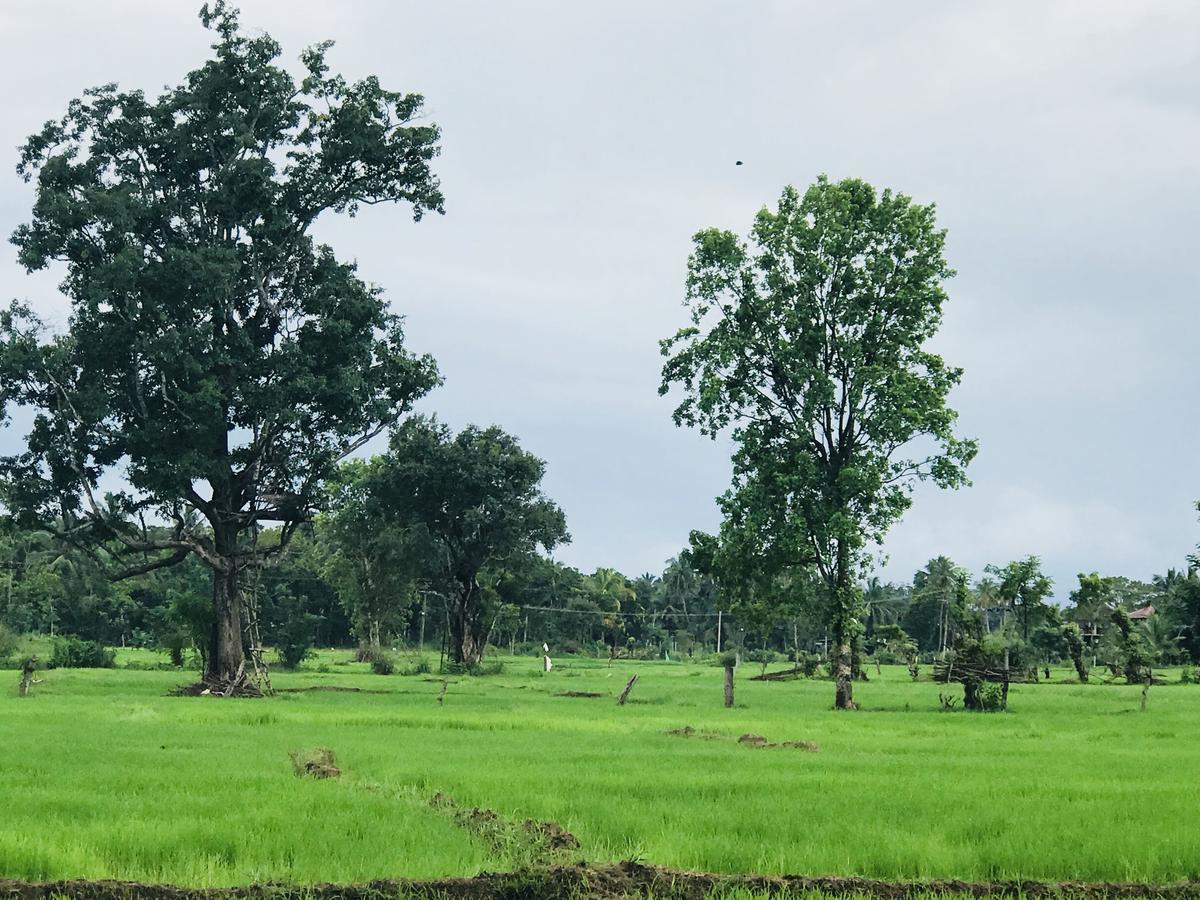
[744,648,780,675]
[48,636,115,669]
[401,656,432,676]
[0,2,442,681]
[370,653,395,676]
[661,176,975,708]
[272,587,319,670]
[985,557,1054,642]
[906,557,977,652]
[0,624,19,664]
[337,417,568,668]
[977,681,1005,712]
[1061,622,1088,682]
[318,462,422,649]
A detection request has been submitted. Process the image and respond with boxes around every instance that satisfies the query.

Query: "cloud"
[0,0,1196,587]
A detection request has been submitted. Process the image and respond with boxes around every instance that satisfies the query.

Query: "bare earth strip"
[2,863,1199,900]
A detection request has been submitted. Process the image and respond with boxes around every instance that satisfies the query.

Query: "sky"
[1,1,1197,598]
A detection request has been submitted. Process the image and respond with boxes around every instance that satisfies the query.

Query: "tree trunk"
[831,540,858,710]
[206,562,244,683]
[450,579,486,668]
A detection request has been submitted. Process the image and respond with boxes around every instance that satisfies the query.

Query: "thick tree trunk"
[831,540,858,710]
[206,563,244,683]
[450,579,486,668]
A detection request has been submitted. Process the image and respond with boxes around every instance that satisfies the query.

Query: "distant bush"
[797,652,822,677]
[370,653,395,675]
[0,624,20,666]
[745,649,781,675]
[400,657,432,676]
[441,659,504,676]
[977,681,1005,712]
[48,637,115,669]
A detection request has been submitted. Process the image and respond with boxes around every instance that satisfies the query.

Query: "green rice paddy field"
[1,652,1197,890]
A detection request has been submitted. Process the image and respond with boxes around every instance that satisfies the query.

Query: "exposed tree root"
[170,672,264,698]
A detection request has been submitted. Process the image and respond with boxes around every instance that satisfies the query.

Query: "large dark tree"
[343,418,568,668]
[0,3,441,690]
[661,177,976,709]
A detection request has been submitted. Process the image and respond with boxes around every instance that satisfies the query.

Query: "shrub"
[48,636,115,669]
[441,659,505,676]
[978,681,1005,712]
[0,624,20,665]
[797,652,822,677]
[276,639,313,671]
[370,653,395,675]
[745,649,780,675]
[400,657,432,676]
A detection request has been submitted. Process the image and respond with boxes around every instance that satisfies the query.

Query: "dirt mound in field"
[737,733,820,752]
[665,725,723,740]
[558,690,605,698]
[276,685,391,695]
[288,748,340,779]
[4,862,1200,899]
[428,792,579,865]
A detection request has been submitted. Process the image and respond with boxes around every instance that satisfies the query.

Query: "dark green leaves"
[662,175,976,601]
[2,4,444,573]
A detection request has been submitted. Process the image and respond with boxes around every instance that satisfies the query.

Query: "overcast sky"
[1,1,1197,597]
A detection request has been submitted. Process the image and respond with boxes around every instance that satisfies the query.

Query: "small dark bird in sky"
[735,160,744,166]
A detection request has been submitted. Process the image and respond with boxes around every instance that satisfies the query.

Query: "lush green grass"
[1,653,1198,888]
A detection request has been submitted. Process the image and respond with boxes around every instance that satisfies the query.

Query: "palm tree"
[914,557,965,653]
[973,577,1000,632]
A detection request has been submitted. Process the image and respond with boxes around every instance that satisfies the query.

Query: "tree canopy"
[335,418,569,667]
[0,1,442,688]
[661,176,976,708]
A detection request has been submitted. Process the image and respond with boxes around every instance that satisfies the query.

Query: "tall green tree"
[0,4,441,688]
[661,176,976,708]
[908,556,970,653]
[986,557,1053,641]
[319,460,421,650]
[345,418,568,667]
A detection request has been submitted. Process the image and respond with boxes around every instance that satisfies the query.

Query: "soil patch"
[668,727,818,751]
[557,691,605,698]
[3,862,1199,899]
[275,686,391,695]
[750,667,805,682]
[429,792,579,866]
[666,726,724,741]
[739,733,820,752]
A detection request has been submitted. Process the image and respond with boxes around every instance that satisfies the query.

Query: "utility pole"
[716,610,722,654]
[419,592,427,651]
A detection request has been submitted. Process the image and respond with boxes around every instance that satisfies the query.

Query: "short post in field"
[617,674,638,706]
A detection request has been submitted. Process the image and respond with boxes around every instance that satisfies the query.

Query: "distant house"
[1128,605,1155,620]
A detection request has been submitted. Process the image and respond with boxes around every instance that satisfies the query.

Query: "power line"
[520,605,723,620]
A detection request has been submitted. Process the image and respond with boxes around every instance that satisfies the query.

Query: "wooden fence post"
[723,663,735,708]
[617,674,638,706]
